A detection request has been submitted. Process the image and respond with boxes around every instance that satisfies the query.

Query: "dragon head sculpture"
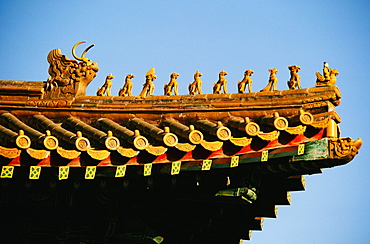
[45,41,99,98]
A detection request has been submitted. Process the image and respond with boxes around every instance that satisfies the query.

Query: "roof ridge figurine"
[188,71,203,95]
[213,70,228,94]
[119,74,135,96]
[44,41,99,99]
[238,69,254,93]
[261,68,278,92]
[96,73,114,96]
[315,62,339,87]
[287,65,301,90]
[139,68,156,98]
[164,72,180,96]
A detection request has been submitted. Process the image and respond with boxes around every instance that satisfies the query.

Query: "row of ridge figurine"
[96,62,338,98]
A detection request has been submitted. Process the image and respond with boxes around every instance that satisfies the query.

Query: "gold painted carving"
[200,141,223,151]
[75,134,91,151]
[216,125,232,141]
[299,112,314,125]
[230,137,252,147]
[43,134,59,150]
[287,65,301,90]
[162,132,179,147]
[302,94,337,104]
[146,145,168,156]
[188,129,204,144]
[315,62,339,87]
[119,74,135,96]
[132,135,149,151]
[260,113,288,131]
[87,149,110,160]
[164,73,180,96]
[0,146,21,159]
[261,68,278,92]
[257,131,280,141]
[274,117,289,130]
[26,148,50,160]
[311,117,330,129]
[303,101,329,109]
[117,147,139,158]
[44,41,99,98]
[97,73,114,96]
[15,132,31,149]
[139,68,156,98]
[56,147,81,159]
[213,70,228,94]
[285,125,306,135]
[245,122,260,137]
[26,100,70,107]
[238,69,254,93]
[104,133,120,150]
[188,71,203,95]
[329,137,362,162]
[175,143,196,152]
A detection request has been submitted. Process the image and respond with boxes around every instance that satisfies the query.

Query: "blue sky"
[1,1,369,243]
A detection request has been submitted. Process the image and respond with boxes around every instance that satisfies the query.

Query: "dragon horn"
[81,44,95,59]
[72,41,86,61]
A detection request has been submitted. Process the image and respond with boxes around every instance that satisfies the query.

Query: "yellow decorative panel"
[29,166,41,179]
[171,161,181,175]
[261,150,269,162]
[202,160,212,170]
[85,166,96,179]
[144,163,152,176]
[298,144,305,155]
[230,156,239,168]
[58,166,69,180]
[115,165,127,178]
[1,166,14,178]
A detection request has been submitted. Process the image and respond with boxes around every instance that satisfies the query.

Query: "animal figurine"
[164,73,180,96]
[45,41,99,98]
[188,71,203,95]
[139,68,156,98]
[97,73,114,96]
[315,62,339,86]
[287,65,301,90]
[213,70,228,94]
[322,62,330,81]
[260,68,278,92]
[237,69,254,93]
[119,73,135,96]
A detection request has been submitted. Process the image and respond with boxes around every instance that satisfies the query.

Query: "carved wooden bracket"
[329,137,362,162]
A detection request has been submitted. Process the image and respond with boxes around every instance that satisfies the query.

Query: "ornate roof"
[0,42,362,243]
